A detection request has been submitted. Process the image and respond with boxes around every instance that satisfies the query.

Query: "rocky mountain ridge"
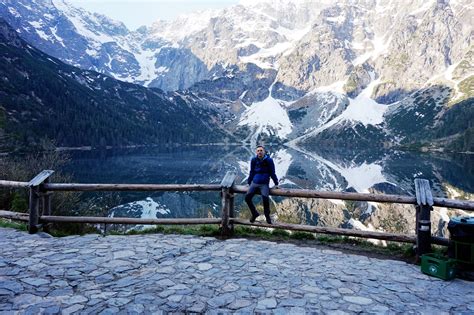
[0,0,472,150]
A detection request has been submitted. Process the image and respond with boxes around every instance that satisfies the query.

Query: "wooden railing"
[1,170,473,258]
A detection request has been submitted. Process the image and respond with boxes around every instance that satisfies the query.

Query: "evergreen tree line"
[434,98,474,152]
[0,22,228,152]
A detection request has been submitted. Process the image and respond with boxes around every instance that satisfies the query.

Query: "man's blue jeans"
[245,182,270,220]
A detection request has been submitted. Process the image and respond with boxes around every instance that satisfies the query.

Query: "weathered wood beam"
[0,210,29,221]
[41,177,52,233]
[2,181,473,210]
[431,198,474,211]
[414,179,433,257]
[28,170,54,187]
[232,185,474,211]
[431,236,450,246]
[220,171,237,237]
[415,178,434,206]
[28,186,40,234]
[27,170,55,234]
[39,216,222,225]
[0,180,29,188]
[233,185,417,204]
[43,183,222,192]
[220,171,237,189]
[231,218,417,243]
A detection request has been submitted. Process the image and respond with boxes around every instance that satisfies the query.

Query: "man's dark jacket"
[247,154,278,185]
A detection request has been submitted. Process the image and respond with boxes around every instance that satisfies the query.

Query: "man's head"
[256,145,266,158]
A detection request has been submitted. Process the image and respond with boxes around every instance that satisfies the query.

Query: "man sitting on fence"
[245,145,279,224]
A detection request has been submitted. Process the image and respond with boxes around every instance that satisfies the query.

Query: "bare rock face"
[276,26,353,91]
[275,197,346,227]
[366,203,416,235]
[147,47,209,91]
[452,45,474,80]
[372,1,471,102]
[343,63,374,98]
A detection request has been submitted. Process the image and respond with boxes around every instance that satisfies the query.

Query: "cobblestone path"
[0,228,473,314]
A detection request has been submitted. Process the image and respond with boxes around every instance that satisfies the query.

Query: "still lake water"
[61,145,474,221]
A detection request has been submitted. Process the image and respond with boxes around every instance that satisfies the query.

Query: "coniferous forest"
[0,19,228,152]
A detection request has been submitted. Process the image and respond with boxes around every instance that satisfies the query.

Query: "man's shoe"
[250,213,259,223]
[265,216,272,224]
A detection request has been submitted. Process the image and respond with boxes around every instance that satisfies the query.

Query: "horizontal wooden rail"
[0,210,29,221]
[1,180,472,211]
[43,183,222,192]
[233,185,416,203]
[231,218,449,246]
[39,215,222,225]
[232,185,474,211]
[431,236,450,246]
[0,180,29,188]
[431,197,474,211]
[232,218,416,243]
[0,209,221,225]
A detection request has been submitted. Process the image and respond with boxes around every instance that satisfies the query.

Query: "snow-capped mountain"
[1,0,473,151]
[0,0,209,90]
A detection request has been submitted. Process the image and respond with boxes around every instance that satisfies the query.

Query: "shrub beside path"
[0,227,473,314]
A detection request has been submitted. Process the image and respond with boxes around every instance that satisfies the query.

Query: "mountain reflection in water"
[61,145,473,229]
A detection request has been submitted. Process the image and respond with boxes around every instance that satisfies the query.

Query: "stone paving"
[0,227,473,314]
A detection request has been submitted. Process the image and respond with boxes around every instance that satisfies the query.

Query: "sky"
[66,0,240,30]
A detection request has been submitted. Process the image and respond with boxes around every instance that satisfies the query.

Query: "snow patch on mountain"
[409,0,436,15]
[34,28,49,41]
[287,145,390,193]
[353,33,393,66]
[239,0,333,8]
[313,81,346,94]
[238,160,250,184]
[28,21,42,29]
[290,77,388,145]
[240,55,274,70]
[239,25,310,69]
[238,88,293,139]
[50,26,65,47]
[348,218,386,245]
[271,149,295,186]
[326,160,388,193]
[110,197,170,219]
[53,0,114,44]
[8,7,21,18]
[343,78,388,127]
[339,163,387,193]
[149,9,220,42]
[133,49,160,85]
[239,42,291,69]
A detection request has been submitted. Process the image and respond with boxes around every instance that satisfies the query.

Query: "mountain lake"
[60,145,474,232]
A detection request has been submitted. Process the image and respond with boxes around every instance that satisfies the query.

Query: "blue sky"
[66,0,239,30]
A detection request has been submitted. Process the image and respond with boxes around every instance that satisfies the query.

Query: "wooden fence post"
[28,186,40,234]
[28,170,54,234]
[41,177,53,233]
[414,178,433,259]
[220,171,237,237]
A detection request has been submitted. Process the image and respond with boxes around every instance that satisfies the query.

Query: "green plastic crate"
[421,253,457,280]
[453,241,474,264]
